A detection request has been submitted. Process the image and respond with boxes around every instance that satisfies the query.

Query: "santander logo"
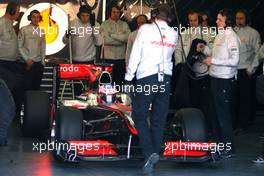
[60,65,80,72]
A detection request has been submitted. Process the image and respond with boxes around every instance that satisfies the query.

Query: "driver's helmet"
[99,84,118,104]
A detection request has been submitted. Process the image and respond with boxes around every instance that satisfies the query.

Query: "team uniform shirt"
[234,26,261,74]
[0,16,19,61]
[209,28,240,79]
[18,24,46,65]
[100,18,130,60]
[125,20,178,81]
[174,27,214,76]
[63,19,103,62]
[125,30,137,67]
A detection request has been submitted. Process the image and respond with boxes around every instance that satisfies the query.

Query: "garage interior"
[0,0,264,176]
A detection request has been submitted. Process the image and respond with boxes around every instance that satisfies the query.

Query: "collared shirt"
[125,20,178,81]
[0,16,18,61]
[174,27,214,76]
[18,24,46,65]
[63,19,103,62]
[100,18,130,60]
[234,25,261,74]
[209,28,240,79]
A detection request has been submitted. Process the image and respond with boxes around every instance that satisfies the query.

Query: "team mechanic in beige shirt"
[0,2,21,76]
[233,9,261,133]
[63,5,102,64]
[0,2,21,147]
[100,4,130,85]
[18,10,46,91]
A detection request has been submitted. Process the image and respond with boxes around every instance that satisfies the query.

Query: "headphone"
[219,9,235,27]
[186,10,203,26]
[236,9,251,25]
[27,10,43,21]
[199,11,212,27]
[6,2,18,16]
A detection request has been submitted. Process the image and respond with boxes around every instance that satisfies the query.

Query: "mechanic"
[0,2,20,73]
[253,44,264,164]
[203,9,240,159]
[0,2,24,119]
[174,10,214,129]
[63,5,103,95]
[18,10,46,91]
[0,79,16,147]
[125,14,148,67]
[100,4,130,86]
[125,5,178,175]
[63,5,102,64]
[233,9,261,134]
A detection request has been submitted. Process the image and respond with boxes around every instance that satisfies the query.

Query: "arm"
[174,36,184,65]
[202,33,214,56]
[211,37,240,67]
[18,28,30,61]
[41,31,46,65]
[247,32,261,74]
[93,23,103,46]
[110,22,130,43]
[62,32,69,44]
[125,28,144,81]
[125,32,134,67]
[259,44,264,61]
[100,22,123,46]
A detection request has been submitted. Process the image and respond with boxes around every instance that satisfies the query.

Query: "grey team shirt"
[0,16,18,61]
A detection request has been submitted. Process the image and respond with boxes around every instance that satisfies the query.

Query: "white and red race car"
[22,63,220,163]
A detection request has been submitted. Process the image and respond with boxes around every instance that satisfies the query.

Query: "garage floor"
[1,114,264,176]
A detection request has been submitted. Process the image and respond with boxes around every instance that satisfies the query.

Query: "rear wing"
[58,64,113,83]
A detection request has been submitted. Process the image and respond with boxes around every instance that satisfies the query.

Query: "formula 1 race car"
[22,63,220,163]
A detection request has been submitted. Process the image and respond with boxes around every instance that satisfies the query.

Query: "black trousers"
[235,69,253,129]
[209,77,235,147]
[25,62,44,91]
[104,59,126,86]
[132,74,171,160]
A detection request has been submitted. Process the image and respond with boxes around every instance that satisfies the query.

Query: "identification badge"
[158,72,164,82]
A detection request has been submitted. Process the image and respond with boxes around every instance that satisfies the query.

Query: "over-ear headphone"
[77,5,92,19]
[199,11,212,27]
[236,9,251,25]
[6,2,18,16]
[219,9,235,27]
[27,10,43,21]
[186,10,202,26]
